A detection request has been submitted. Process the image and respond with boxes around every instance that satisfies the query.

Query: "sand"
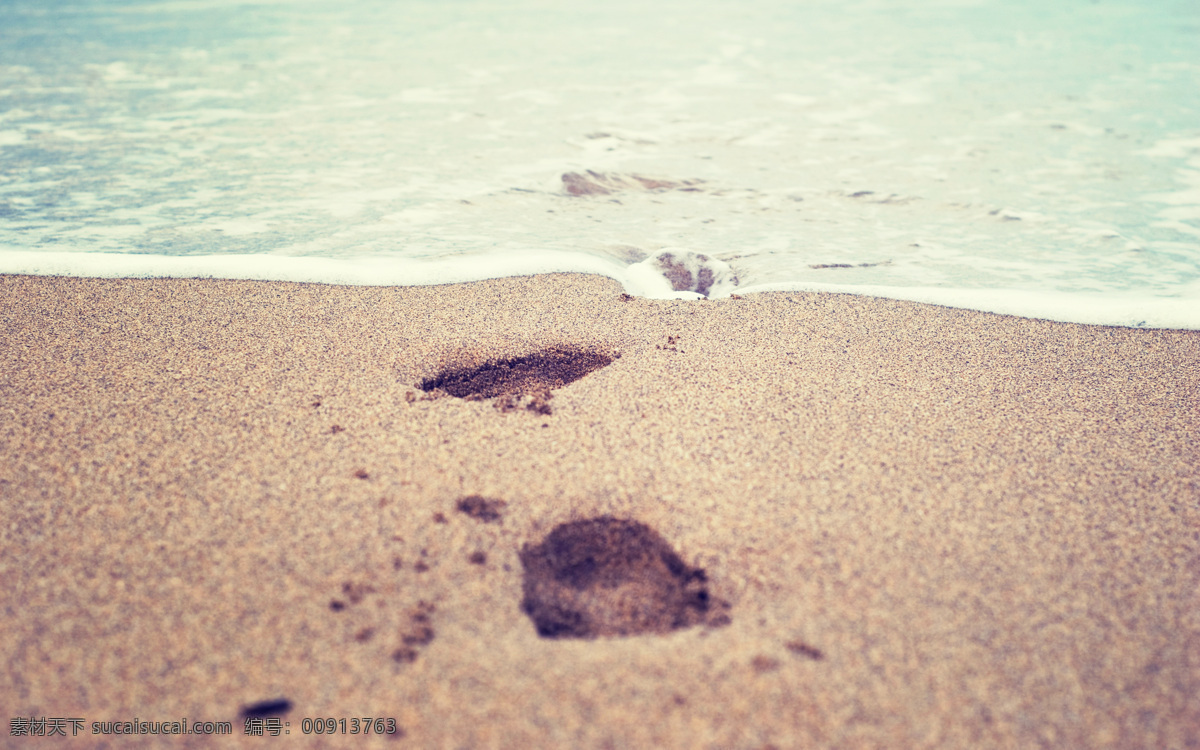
[2,272,1198,749]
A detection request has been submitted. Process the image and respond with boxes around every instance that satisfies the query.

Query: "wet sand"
[2,272,1198,748]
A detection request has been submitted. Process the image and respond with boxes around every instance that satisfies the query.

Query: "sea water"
[1,0,1198,328]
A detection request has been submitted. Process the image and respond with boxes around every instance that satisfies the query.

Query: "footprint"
[627,250,740,298]
[418,347,616,414]
[519,516,731,639]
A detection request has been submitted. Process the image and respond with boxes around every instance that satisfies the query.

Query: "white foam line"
[0,249,702,300]
[736,281,1200,330]
[3,250,1197,329]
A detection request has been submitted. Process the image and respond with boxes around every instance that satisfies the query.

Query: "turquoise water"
[1,0,1198,327]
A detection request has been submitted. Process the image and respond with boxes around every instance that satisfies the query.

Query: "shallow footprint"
[418,347,615,415]
[626,250,740,298]
[519,516,731,639]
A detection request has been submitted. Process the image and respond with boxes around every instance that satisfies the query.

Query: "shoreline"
[3,272,1198,748]
[2,253,1197,330]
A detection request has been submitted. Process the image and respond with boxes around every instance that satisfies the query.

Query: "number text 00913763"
[301,717,398,735]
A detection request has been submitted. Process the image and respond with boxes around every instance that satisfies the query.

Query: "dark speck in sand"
[354,627,375,643]
[392,601,436,664]
[751,655,782,673]
[341,581,374,605]
[519,516,731,639]
[495,392,553,415]
[456,495,507,523]
[240,699,293,718]
[785,640,825,661]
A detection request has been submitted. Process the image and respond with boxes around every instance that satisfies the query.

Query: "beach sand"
[2,272,1198,748]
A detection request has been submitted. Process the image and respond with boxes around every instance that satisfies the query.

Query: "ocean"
[1,0,1198,328]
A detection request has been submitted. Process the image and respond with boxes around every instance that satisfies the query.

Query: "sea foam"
[3,249,1197,329]
[0,0,1197,329]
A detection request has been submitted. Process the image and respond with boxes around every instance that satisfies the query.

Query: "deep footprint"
[519,516,731,639]
[418,347,615,413]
